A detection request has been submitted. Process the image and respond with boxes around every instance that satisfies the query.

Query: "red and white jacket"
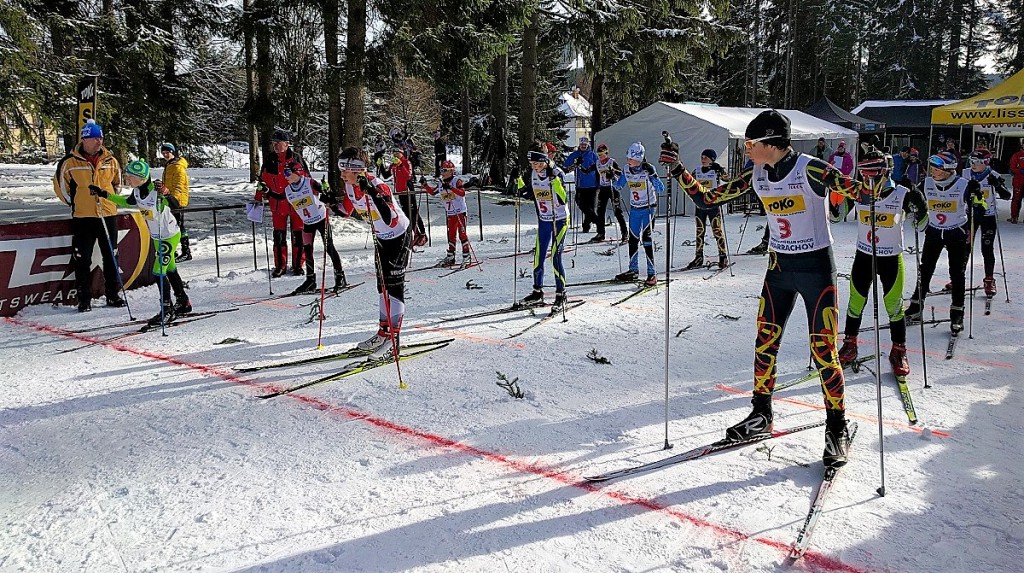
[424,176,468,216]
[339,174,410,240]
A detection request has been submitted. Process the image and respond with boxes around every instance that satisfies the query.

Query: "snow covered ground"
[2,166,1022,573]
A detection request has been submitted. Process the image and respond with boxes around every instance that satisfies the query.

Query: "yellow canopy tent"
[931,69,1024,125]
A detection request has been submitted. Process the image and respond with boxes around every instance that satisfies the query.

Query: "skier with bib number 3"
[667,110,872,468]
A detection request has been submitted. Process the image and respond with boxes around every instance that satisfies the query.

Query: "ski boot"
[823,409,851,468]
[889,343,910,377]
[106,295,126,308]
[177,236,192,262]
[904,299,922,322]
[746,241,769,255]
[174,295,192,315]
[619,236,629,245]
[439,253,456,267]
[147,304,177,327]
[588,234,606,243]
[615,269,639,282]
[414,234,428,247]
[725,393,773,442]
[333,271,348,292]
[684,256,704,270]
[643,274,658,287]
[78,299,92,313]
[950,305,964,333]
[357,328,390,352]
[461,252,472,267]
[291,276,318,295]
[718,255,730,270]
[984,276,996,298]
[518,288,545,308]
[272,267,286,278]
[551,291,567,313]
[837,336,858,366]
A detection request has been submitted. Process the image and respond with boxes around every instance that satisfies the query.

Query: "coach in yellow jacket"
[52,119,126,312]
[160,143,191,260]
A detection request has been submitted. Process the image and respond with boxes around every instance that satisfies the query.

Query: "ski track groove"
[6,315,876,573]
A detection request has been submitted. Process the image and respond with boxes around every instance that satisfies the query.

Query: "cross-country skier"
[963,150,1011,298]
[255,129,308,277]
[612,142,664,286]
[517,142,570,310]
[904,151,983,333]
[835,151,928,376]
[90,160,192,325]
[282,162,347,295]
[685,149,730,270]
[667,110,871,467]
[564,137,601,242]
[594,143,627,242]
[423,160,472,267]
[336,147,411,356]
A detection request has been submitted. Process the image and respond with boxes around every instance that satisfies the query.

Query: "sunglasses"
[743,136,776,150]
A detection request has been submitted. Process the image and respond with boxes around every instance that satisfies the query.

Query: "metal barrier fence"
[172,203,257,278]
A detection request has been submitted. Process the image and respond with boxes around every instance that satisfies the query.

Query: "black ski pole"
[95,195,135,321]
[512,178,521,307]
[914,219,930,389]
[995,224,1010,303]
[156,223,166,336]
[260,199,273,295]
[968,211,975,339]
[869,186,885,497]
[735,211,749,255]
[662,181,673,451]
[718,209,735,277]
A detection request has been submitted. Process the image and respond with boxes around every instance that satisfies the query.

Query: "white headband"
[338,158,367,171]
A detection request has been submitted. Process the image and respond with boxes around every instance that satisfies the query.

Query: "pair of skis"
[611,279,671,306]
[256,339,452,398]
[66,308,238,334]
[60,309,238,352]
[583,421,859,560]
[231,282,363,307]
[776,354,918,424]
[235,337,455,373]
[506,300,585,339]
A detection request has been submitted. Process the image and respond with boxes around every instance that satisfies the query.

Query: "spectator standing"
[160,143,191,261]
[52,119,125,312]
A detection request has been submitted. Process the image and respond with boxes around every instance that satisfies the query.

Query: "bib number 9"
[936,213,947,225]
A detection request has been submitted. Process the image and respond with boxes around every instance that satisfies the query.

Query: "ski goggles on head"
[528,151,548,163]
[969,156,990,165]
[338,158,367,171]
[927,155,955,170]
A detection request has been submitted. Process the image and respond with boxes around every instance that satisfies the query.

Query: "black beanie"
[745,110,791,147]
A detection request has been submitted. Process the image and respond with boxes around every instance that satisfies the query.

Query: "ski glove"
[88,184,109,198]
[987,174,1011,199]
[658,149,678,164]
[357,175,377,196]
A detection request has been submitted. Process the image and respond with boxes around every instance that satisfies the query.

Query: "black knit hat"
[745,110,791,147]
